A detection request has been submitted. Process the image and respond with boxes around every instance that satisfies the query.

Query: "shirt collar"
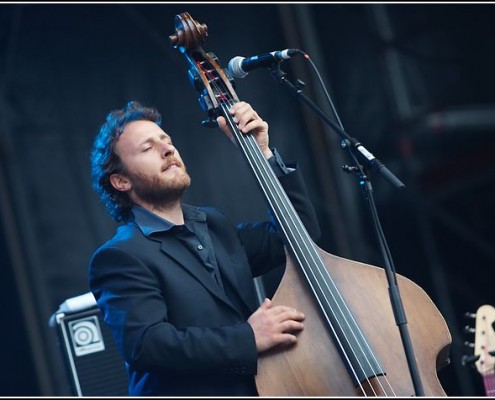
[131,204,206,237]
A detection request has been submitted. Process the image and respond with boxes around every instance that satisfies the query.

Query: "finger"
[216,116,226,130]
[259,298,272,310]
[269,304,303,316]
[279,319,305,333]
[271,307,305,322]
[232,105,255,128]
[273,332,299,347]
[229,101,249,116]
[240,119,268,134]
[216,116,235,142]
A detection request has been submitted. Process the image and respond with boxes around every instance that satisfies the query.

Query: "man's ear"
[110,173,131,192]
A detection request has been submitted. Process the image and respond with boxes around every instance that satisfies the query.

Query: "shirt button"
[197,244,203,250]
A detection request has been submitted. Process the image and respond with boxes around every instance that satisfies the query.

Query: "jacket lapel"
[152,233,242,314]
[209,233,258,313]
[130,204,251,316]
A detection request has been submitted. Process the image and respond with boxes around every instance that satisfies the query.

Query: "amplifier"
[50,293,128,396]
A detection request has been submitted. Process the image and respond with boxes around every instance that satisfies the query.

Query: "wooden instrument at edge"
[464,305,495,396]
[169,12,452,396]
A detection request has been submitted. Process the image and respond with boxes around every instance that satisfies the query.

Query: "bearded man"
[89,100,320,396]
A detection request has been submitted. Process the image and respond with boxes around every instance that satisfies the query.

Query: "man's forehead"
[121,120,170,140]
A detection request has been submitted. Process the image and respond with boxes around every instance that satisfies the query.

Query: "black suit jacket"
[89,165,320,396]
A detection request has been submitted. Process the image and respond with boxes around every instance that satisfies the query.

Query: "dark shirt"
[131,205,225,289]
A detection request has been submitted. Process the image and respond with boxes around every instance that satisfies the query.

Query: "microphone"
[228,49,300,79]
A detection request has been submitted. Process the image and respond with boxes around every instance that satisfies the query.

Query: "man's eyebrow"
[138,133,170,147]
[138,137,155,147]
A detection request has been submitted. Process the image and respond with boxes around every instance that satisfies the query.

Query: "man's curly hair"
[90,101,162,222]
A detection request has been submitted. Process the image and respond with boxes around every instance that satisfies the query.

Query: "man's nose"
[161,142,175,157]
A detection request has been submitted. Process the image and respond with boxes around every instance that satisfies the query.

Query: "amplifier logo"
[68,316,105,356]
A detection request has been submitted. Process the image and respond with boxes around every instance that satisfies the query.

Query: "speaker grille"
[56,308,128,396]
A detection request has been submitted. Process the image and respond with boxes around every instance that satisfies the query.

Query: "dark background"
[0,2,493,396]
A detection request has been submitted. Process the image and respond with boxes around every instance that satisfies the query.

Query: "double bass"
[169,12,451,396]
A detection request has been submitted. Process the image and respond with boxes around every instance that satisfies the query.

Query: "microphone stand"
[269,65,425,397]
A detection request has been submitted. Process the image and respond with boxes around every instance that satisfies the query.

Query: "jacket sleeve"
[89,245,258,376]
[237,162,321,277]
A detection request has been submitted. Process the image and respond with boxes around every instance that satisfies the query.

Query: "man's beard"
[127,167,191,207]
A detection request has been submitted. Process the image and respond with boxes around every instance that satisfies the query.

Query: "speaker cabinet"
[51,293,128,396]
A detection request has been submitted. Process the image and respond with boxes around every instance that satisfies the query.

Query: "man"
[89,100,320,396]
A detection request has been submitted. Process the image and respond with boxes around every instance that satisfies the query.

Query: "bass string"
[203,59,396,396]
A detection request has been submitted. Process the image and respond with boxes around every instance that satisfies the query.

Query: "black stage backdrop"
[0,3,493,396]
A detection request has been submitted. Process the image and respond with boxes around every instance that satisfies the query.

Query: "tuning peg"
[295,79,306,90]
[464,325,476,334]
[461,354,480,366]
[464,311,476,319]
[464,341,475,348]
